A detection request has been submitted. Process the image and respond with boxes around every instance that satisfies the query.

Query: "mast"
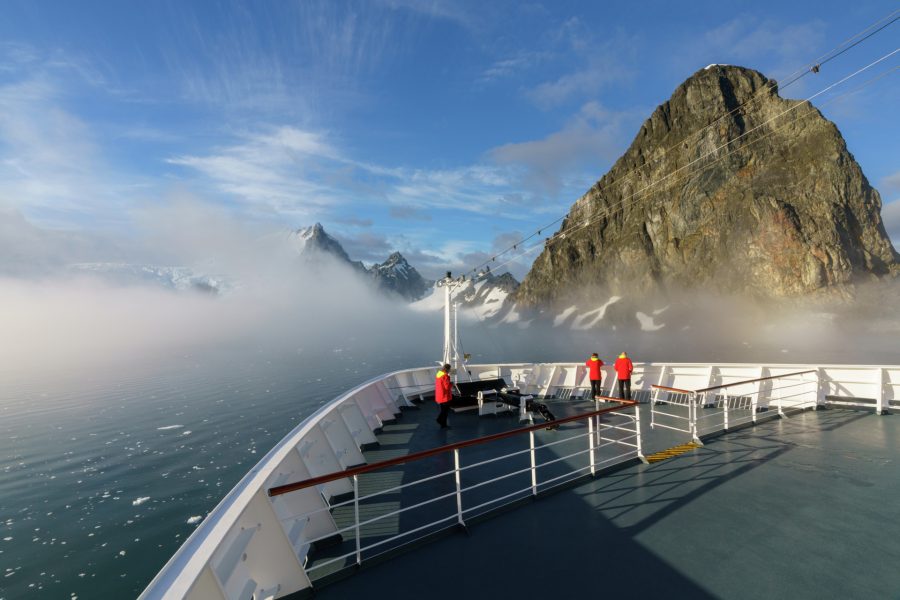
[442,274,452,366]
[437,271,464,375]
[453,301,459,383]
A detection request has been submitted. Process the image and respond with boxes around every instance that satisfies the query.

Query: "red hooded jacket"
[435,370,452,404]
[614,356,633,380]
[585,357,604,381]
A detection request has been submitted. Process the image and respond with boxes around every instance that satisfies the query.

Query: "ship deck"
[307,398,900,599]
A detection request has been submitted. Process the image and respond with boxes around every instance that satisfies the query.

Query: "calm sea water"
[1,320,892,599]
[0,339,431,600]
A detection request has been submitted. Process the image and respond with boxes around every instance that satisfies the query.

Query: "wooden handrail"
[694,369,816,393]
[596,395,633,402]
[268,400,638,497]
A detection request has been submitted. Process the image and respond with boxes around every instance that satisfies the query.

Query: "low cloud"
[0,198,437,374]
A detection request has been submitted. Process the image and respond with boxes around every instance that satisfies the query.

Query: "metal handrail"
[652,384,694,394]
[651,370,816,397]
[269,399,637,497]
[694,369,816,393]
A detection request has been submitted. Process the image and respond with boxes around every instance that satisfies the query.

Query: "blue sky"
[1,0,898,279]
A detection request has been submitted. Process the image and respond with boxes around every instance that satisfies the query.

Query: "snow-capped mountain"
[291,224,432,301]
[69,263,228,294]
[290,223,366,273]
[368,252,431,301]
[412,271,520,321]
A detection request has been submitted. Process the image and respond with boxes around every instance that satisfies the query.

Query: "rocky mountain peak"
[516,65,897,310]
[368,251,430,301]
[293,222,357,266]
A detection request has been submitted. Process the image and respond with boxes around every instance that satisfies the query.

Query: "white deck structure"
[139,362,899,599]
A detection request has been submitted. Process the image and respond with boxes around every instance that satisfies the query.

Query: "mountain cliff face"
[516,65,898,309]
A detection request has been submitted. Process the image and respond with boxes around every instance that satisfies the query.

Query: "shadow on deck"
[301,402,900,599]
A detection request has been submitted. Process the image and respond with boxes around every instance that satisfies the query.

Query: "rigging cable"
[480,58,899,276]
[466,8,900,277]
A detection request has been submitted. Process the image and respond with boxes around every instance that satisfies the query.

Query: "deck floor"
[306,400,900,599]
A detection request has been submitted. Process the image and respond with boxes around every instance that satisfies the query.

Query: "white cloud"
[490,101,633,196]
[376,0,475,29]
[167,126,346,217]
[479,50,549,83]
[680,16,826,85]
[882,198,900,246]
[0,77,134,225]
[525,19,634,109]
[882,172,900,194]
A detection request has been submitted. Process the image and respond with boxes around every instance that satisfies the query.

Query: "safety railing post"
[815,375,820,409]
[529,431,537,496]
[723,391,730,431]
[453,449,464,526]
[777,384,785,418]
[588,416,596,476]
[650,388,656,430]
[875,368,886,415]
[810,374,818,410]
[353,474,362,565]
[690,392,702,444]
[633,403,647,463]
[752,394,758,424]
[691,393,702,445]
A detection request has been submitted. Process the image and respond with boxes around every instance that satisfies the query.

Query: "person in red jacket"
[614,352,634,400]
[585,353,604,400]
[435,363,453,429]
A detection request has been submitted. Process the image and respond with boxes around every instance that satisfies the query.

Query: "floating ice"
[186,516,202,525]
[182,431,192,436]
[132,497,150,506]
[156,425,183,431]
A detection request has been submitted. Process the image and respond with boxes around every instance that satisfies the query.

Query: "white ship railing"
[139,362,899,600]
[650,369,820,443]
[267,399,642,579]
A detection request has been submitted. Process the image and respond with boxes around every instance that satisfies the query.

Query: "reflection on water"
[0,341,427,599]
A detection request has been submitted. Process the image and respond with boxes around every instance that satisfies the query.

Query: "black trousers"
[590,379,603,399]
[617,379,631,400]
[436,402,450,427]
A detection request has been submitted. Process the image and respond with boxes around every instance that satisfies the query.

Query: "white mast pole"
[442,273,452,367]
[453,300,459,383]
